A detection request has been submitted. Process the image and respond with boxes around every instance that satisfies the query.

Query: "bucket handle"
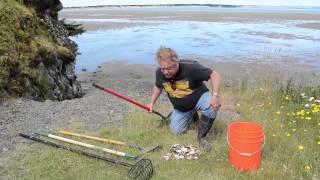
[227,133,265,156]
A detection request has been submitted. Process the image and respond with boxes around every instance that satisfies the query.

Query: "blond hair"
[156,46,179,63]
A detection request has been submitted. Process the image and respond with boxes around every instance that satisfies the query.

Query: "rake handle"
[59,130,127,146]
[19,133,132,168]
[59,130,145,151]
[93,83,166,120]
[93,83,149,111]
[34,131,137,159]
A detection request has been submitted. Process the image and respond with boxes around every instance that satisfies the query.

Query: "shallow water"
[71,18,320,72]
[120,6,320,14]
[65,6,320,14]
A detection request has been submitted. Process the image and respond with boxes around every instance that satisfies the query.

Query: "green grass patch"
[5,79,320,179]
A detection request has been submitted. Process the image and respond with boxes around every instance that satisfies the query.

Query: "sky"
[60,0,320,7]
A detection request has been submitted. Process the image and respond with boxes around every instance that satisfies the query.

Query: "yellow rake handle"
[59,130,127,146]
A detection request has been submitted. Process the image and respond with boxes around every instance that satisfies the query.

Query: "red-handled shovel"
[93,83,171,121]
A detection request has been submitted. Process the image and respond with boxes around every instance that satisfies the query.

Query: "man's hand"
[209,96,221,111]
[146,103,154,113]
[209,71,221,111]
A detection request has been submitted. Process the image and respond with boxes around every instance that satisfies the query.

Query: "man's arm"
[209,70,221,111]
[148,84,162,112]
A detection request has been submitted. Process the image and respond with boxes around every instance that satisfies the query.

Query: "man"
[148,47,221,151]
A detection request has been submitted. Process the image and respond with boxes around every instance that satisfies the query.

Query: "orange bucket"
[228,122,265,171]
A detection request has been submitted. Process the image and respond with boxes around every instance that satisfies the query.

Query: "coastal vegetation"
[6,79,319,179]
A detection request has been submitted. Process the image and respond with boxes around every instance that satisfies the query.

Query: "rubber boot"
[197,115,215,151]
[193,112,199,122]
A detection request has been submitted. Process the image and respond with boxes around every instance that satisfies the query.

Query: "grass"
[5,79,320,179]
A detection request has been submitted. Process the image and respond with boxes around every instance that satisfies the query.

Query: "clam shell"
[164,143,201,160]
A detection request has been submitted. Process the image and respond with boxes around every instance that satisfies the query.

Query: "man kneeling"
[148,46,221,151]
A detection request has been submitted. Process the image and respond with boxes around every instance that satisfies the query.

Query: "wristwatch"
[213,92,220,97]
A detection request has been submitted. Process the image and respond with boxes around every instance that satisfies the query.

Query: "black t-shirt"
[155,60,213,112]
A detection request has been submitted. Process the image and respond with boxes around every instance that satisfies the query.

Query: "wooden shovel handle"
[59,130,127,146]
[33,131,137,159]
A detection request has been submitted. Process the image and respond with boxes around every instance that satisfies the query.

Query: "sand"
[60,7,320,30]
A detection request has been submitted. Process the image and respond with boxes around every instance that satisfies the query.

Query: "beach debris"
[163,144,200,160]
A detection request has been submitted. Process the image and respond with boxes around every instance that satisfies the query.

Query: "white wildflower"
[309,97,315,101]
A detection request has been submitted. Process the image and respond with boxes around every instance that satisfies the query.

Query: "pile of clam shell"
[163,144,200,160]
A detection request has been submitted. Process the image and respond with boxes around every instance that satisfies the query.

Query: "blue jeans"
[170,91,217,134]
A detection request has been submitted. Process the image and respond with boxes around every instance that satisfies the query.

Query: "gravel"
[0,63,170,177]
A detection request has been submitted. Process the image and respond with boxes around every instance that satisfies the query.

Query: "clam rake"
[19,133,153,180]
[93,83,172,122]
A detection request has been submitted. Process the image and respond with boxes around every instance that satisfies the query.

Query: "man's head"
[156,47,180,79]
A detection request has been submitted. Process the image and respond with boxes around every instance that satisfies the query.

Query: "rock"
[0,0,83,101]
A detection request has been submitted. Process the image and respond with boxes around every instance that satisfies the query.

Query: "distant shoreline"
[64,4,242,9]
[63,4,320,9]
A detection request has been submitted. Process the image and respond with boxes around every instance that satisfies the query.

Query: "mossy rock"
[0,0,81,99]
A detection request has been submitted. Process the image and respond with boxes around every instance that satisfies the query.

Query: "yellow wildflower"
[312,107,319,113]
[276,111,281,115]
[285,96,289,100]
[304,165,311,171]
[286,133,291,137]
[292,129,296,132]
[272,134,276,137]
[298,145,304,151]
[305,117,311,120]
